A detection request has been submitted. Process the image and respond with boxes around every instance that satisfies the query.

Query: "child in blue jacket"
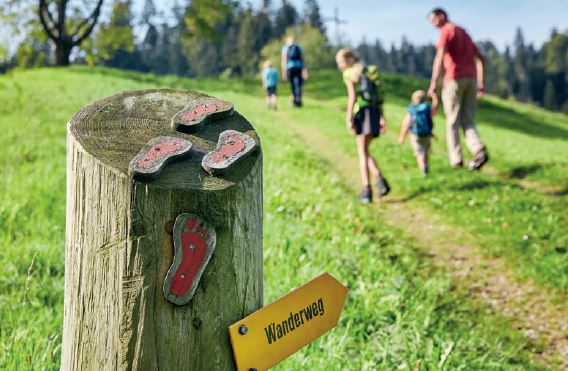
[261,60,279,110]
[398,90,437,175]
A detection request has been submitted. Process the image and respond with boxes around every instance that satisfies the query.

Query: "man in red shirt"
[427,8,489,171]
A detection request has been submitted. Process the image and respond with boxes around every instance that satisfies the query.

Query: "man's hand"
[427,83,438,100]
[476,85,484,99]
[398,135,405,144]
[431,93,440,116]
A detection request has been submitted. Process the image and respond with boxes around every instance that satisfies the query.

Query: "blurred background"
[1,0,567,115]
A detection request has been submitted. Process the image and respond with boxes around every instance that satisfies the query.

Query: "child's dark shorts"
[353,106,380,137]
[266,86,277,96]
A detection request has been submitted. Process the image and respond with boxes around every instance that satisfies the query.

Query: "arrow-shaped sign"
[228,273,348,371]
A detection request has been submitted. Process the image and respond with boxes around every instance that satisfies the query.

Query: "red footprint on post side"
[163,214,216,305]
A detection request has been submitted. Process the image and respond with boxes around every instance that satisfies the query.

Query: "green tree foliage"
[0,44,7,65]
[38,0,105,66]
[16,24,51,68]
[543,79,557,110]
[184,0,235,41]
[478,41,511,98]
[542,29,568,74]
[235,8,258,75]
[513,28,531,101]
[303,0,325,36]
[0,1,51,67]
[10,3,52,67]
[261,23,334,72]
[254,2,273,52]
[180,0,235,76]
[138,0,187,75]
[273,0,299,39]
[140,0,156,26]
[85,0,137,68]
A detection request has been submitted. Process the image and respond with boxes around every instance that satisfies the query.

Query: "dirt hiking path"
[278,109,568,368]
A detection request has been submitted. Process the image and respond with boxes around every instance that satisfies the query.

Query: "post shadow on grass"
[477,100,568,139]
[493,163,568,196]
[507,164,545,179]
[385,185,435,203]
[449,179,496,192]
[392,179,503,203]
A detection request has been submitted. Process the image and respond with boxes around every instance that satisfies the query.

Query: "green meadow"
[0,66,566,369]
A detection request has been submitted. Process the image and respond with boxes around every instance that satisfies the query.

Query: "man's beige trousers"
[442,78,485,166]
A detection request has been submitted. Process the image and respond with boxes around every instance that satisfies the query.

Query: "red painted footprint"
[129,136,192,181]
[171,97,234,133]
[163,214,216,306]
[201,130,257,175]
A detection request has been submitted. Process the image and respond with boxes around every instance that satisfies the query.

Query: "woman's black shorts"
[353,106,380,137]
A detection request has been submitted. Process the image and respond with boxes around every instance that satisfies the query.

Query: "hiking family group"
[261,8,490,203]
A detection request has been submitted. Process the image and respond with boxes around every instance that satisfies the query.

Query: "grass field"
[0,66,566,369]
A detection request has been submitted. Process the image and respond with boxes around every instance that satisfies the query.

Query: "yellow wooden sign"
[228,272,348,371]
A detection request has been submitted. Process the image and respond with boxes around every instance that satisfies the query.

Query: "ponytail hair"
[336,48,359,65]
[336,48,364,81]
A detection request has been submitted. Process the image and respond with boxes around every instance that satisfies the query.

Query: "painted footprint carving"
[128,136,192,181]
[201,130,257,175]
[163,214,216,306]
[171,97,234,133]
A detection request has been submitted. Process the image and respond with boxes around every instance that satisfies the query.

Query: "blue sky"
[136,0,568,49]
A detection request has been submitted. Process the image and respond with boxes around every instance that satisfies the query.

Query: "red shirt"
[437,22,478,82]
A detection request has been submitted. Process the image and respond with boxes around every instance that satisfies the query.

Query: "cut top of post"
[68,89,260,191]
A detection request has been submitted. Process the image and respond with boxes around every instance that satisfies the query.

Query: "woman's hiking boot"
[377,177,391,197]
[358,186,372,204]
[468,149,489,171]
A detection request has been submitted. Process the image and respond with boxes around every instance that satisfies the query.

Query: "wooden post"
[62,89,263,370]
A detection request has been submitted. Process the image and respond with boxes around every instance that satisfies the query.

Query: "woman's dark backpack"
[358,65,384,108]
[408,102,434,137]
[287,44,303,64]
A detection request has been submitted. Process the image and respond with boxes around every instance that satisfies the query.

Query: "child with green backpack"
[398,90,436,175]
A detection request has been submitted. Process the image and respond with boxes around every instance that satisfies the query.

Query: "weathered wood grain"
[62,89,263,370]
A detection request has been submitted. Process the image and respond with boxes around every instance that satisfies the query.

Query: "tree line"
[1,0,567,114]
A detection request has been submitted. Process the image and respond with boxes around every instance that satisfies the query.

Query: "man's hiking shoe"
[468,150,489,171]
[377,177,391,197]
[358,186,372,204]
